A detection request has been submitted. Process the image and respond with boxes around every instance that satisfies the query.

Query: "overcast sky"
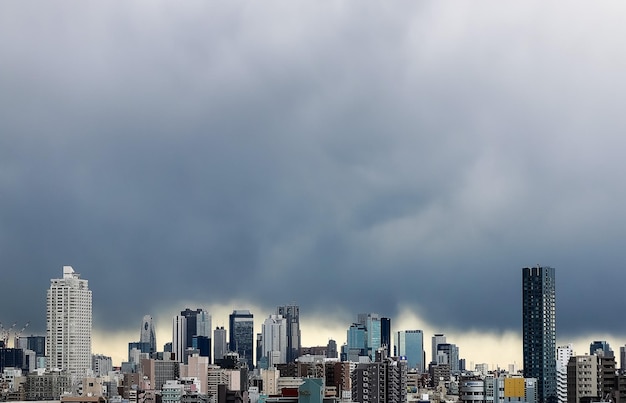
[3,1,626,365]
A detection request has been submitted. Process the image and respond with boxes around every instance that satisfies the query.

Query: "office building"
[437,343,460,373]
[172,315,187,363]
[523,265,556,403]
[358,313,382,359]
[346,323,367,362]
[396,330,424,372]
[180,308,212,350]
[277,304,301,363]
[261,314,287,367]
[140,315,157,354]
[46,266,92,377]
[431,333,446,364]
[381,317,391,357]
[590,341,613,358]
[214,327,227,364]
[229,310,254,370]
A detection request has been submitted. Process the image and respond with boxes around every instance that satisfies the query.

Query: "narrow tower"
[46,266,92,378]
[522,265,556,403]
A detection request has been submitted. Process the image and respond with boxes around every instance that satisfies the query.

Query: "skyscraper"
[381,317,391,357]
[213,326,227,364]
[180,308,212,349]
[261,314,287,367]
[172,315,187,362]
[431,333,446,364]
[396,330,424,372]
[358,313,381,359]
[523,265,556,403]
[46,266,92,378]
[277,304,301,363]
[140,315,157,354]
[229,310,254,369]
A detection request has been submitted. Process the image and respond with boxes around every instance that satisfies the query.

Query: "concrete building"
[91,354,112,377]
[522,266,556,403]
[431,334,446,365]
[46,266,92,378]
[566,355,598,403]
[351,350,407,403]
[557,344,574,403]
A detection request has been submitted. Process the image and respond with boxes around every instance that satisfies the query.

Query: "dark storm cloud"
[2,1,626,342]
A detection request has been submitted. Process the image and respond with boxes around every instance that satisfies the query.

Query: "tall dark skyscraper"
[277,304,301,362]
[381,317,391,357]
[523,266,556,403]
[229,310,254,370]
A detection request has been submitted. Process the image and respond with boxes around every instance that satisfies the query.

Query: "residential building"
[351,350,407,403]
[557,344,574,403]
[566,355,598,403]
[522,265,556,403]
[46,266,92,378]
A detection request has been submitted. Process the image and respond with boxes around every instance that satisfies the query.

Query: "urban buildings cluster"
[0,265,625,403]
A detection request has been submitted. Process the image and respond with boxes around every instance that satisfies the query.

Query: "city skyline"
[4,1,626,373]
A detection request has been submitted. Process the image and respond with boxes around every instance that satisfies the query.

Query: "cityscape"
[3,1,626,403]
[0,265,625,403]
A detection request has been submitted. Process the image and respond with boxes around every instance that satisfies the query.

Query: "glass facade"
[522,266,556,403]
[229,310,254,370]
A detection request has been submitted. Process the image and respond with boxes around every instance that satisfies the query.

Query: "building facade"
[277,305,301,363]
[229,310,254,370]
[140,315,157,354]
[46,266,92,378]
[396,330,424,372]
[523,266,556,403]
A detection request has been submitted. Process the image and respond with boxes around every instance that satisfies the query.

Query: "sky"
[3,1,626,367]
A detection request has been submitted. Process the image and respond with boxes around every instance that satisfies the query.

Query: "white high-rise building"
[556,344,574,403]
[261,314,287,367]
[46,266,92,377]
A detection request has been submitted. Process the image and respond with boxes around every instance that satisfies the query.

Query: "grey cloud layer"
[2,2,626,341]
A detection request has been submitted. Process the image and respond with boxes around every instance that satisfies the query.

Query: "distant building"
[381,317,391,357]
[326,339,338,359]
[172,315,187,363]
[277,304,301,363]
[431,334,446,365]
[229,310,254,370]
[396,330,424,372]
[358,313,381,359]
[140,315,157,354]
[522,266,556,403]
[590,341,613,358]
[213,327,227,365]
[92,354,112,377]
[47,266,92,378]
[345,323,367,362]
[261,314,287,367]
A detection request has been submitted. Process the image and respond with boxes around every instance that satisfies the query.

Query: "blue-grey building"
[381,317,391,357]
[345,323,367,361]
[229,310,254,370]
[523,265,556,403]
[590,340,614,357]
[396,330,424,372]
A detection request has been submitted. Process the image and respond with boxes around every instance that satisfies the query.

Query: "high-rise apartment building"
[523,266,556,403]
[277,305,301,363]
[397,330,424,372]
[140,315,157,354]
[229,310,254,370]
[556,344,574,403]
[46,266,92,378]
